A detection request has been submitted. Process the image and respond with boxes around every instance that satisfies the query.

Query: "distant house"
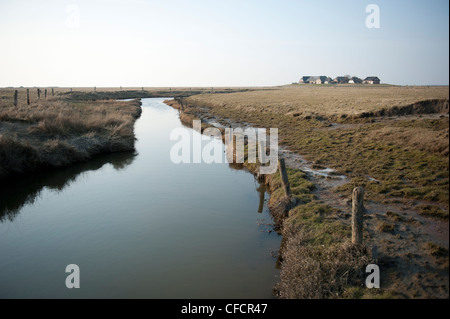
[363,76,381,84]
[310,77,320,84]
[324,77,332,84]
[299,76,312,84]
[352,76,363,84]
[334,76,349,84]
[300,76,328,84]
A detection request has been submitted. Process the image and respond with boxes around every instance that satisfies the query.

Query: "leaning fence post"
[14,90,18,106]
[27,89,30,105]
[352,187,365,245]
[278,158,291,199]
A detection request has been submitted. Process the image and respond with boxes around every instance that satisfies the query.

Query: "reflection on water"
[0,152,135,222]
[257,183,266,213]
[0,98,280,299]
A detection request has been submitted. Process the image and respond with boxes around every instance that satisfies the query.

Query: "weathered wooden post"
[278,158,291,199]
[44,89,47,99]
[372,245,378,262]
[94,86,96,92]
[52,88,54,96]
[14,90,18,106]
[352,187,365,245]
[37,88,40,100]
[27,89,30,105]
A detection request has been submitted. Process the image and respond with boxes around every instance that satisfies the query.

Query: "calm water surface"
[0,98,281,298]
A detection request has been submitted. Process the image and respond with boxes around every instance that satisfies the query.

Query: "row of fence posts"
[13,88,57,106]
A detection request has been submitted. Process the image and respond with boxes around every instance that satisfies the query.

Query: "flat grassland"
[182,84,449,299]
[188,85,449,118]
[187,85,449,206]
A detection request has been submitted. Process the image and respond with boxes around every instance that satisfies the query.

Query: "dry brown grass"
[187,85,449,118]
[0,95,141,180]
[275,225,371,299]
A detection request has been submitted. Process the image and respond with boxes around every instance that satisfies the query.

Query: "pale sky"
[0,0,448,87]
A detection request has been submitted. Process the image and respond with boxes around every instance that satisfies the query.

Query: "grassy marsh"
[173,84,449,299]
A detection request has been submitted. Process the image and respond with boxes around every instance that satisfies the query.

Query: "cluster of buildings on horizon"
[299,75,381,85]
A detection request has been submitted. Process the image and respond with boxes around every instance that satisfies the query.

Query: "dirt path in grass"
[176,101,449,298]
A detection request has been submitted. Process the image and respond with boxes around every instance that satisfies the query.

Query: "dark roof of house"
[364,76,380,81]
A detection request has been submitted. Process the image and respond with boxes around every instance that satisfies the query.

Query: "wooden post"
[94,86,96,92]
[372,245,378,262]
[45,89,47,99]
[278,158,291,199]
[14,90,18,106]
[352,187,365,245]
[37,88,40,100]
[27,89,30,105]
[52,88,54,96]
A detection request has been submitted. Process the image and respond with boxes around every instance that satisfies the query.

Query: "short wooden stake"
[14,90,18,106]
[27,89,30,105]
[372,245,378,262]
[37,88,40,100]
[52,88,54,96]
[278,158,291,199]
[45,89,47,99]
[352,187,365,245]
